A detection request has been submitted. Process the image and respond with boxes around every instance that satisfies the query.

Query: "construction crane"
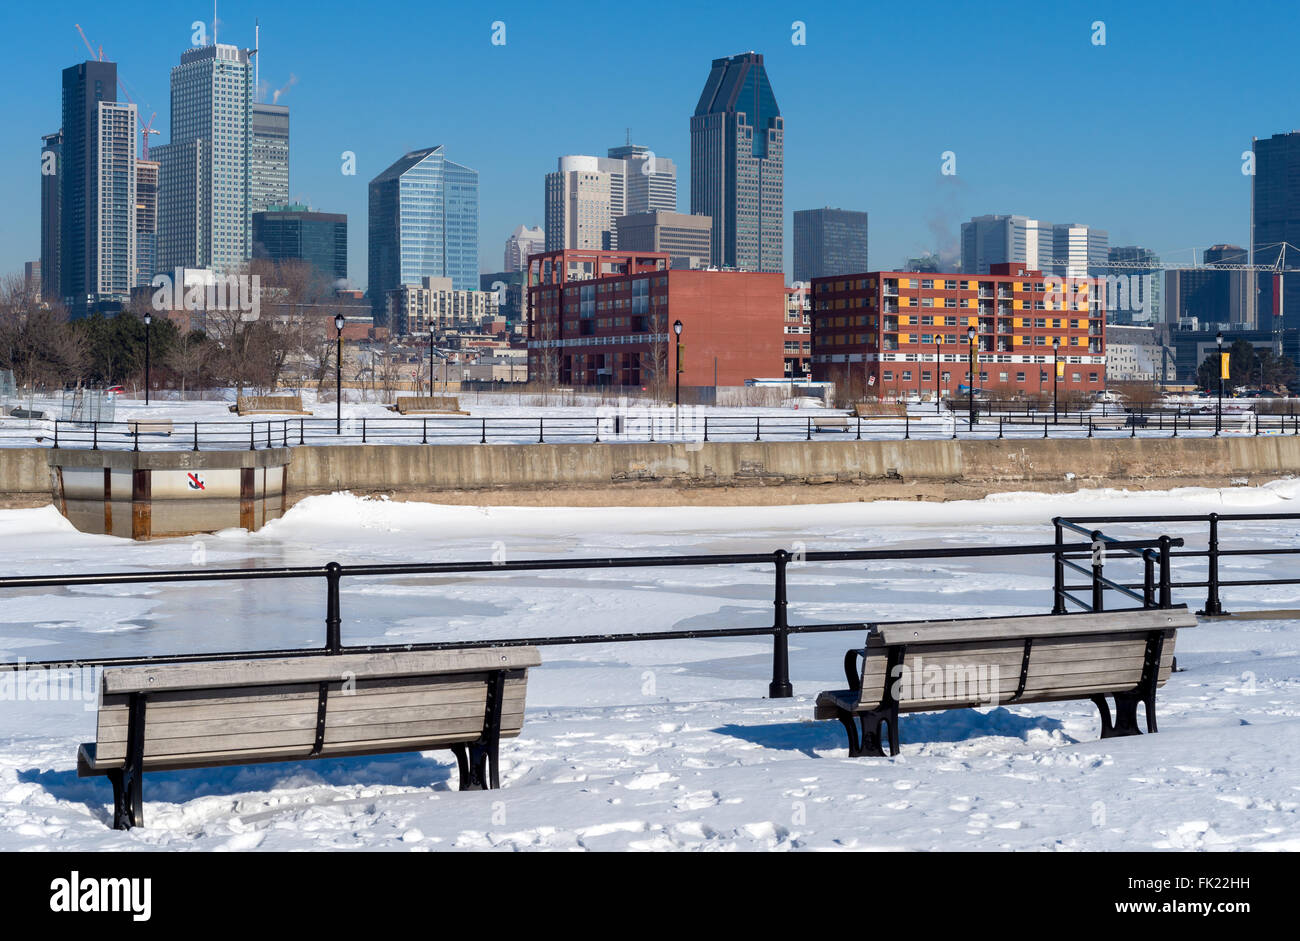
[74,23,102,61]
[72,25,159,161]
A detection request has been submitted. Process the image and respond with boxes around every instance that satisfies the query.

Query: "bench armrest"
[844,648,867,692]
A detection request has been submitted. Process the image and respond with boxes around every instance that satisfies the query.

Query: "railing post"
[249,423,255,451]
[92,421,98,451]
[52,420,58,449]
[193,421,199,452]
[422,417,428,445]
[1200,512,1225,616]
[324,562,343,653]
[1051,518,1067,615]
[997,416,1003,439]
[806,416,812,441]
[266,421,272,449]
[539,417,545,444]
[755,416,761,441]
[594,417,600,444]
[703,415,709,442]
[1087,417,1093,438]
[856,415,861,440]
[482,417,488,445]
[282,420,288,448]
[904,413,910,440]
[1143,549,1156,608]
[1090,530,1105,612]
[1043,417,1048,439]
[1158,535,1173,609]
[133,423,139,452]
[362,418,367,443]
[769,549,793,698]
[299,418,305,446]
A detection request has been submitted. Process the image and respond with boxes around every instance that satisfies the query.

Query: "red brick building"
[810,263,1107,399]
[527,249,786,388]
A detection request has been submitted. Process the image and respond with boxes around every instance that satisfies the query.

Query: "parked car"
[105,385,125,396]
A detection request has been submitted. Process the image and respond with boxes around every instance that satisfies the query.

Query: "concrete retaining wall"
[286,436,1300,495]
[7,437,1300,514]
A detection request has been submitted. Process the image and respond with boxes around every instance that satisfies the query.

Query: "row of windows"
[879,370,1101,383]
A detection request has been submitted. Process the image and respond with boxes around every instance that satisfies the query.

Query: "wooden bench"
[391,395,468,415]
[230,394,309,415]
[853,402,908,419]
[77,647,541,829]
[813,416,850,432]
[123,420,173,436]
[815,607,1197,757]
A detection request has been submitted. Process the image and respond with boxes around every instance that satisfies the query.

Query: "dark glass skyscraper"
[793,208,868,282]
[690,52,783,273]
[1253,132,1300,330]
[253,206,348,283]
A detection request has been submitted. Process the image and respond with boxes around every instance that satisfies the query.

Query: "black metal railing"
[0,534,1179,698]
[1055,512,1300,617]
[8,408,1296,452]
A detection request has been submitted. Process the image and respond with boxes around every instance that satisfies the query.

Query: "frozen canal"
[0,481,1298,850]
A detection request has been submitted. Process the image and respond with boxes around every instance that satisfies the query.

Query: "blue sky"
[3,0,1295,289]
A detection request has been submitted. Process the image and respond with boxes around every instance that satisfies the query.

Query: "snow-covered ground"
[1,481,1298,850]
[0,390,1271,450]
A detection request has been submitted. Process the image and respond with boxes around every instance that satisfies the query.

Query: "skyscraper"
[960,214,1106,278]
[544,155,619,251]
[60,61,136,314]
[793,208,868,282]
[252,205,347,283]
[690,52,784,273]
[250,102,289,213]
[135,159,158,287]
[1107,245,1161,325]
[504,224,544,271]
[608,143,677,215]
[156,43,253,274]
[368,146,479,319]
[40,131,62,302]
[1252,132,1300,331]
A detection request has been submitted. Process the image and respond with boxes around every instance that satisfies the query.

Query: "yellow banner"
[1056,361,1065,379]
[1220,352,1230,380]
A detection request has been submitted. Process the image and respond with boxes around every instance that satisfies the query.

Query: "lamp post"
[429,329,435,397]
[334,314,345,434]
[935,341,942,414]
[967,326,976,427]
[673,319,683,417]
[144,314,152,405]
[1216,331,1224,437]
[1052,337,1061,423]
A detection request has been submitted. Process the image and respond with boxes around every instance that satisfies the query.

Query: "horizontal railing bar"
[0,539,1177,590]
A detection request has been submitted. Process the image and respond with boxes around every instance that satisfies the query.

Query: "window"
[883,371,894,381]
[1016,371,1026,382]
[921,371,932,381]
[944,298,958,308]
[999,371,1009,382]
[902,371,912,381]
[1089,372,1099,382]
[1072,372,1082,383]
[921,279,934,289]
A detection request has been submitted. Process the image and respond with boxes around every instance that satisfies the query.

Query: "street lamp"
[143,313,152,406]
[1052,337,1061,424]
[429,329,436,397]
[673,319,683,415]
[334,314,345,434]
[935,340,942,414]
[967,326,976,427]
[1216,331,1224,437]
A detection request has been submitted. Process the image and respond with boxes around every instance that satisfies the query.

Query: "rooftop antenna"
[625,128,631,146]
[213,0,218,45]
[254,19,259,100]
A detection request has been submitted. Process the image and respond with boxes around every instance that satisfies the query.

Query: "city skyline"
[3,1,1292,291]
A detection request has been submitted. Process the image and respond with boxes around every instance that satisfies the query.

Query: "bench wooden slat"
[874,608,1195,646]
[101,649,541,694]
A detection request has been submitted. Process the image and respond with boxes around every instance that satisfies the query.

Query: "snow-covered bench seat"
[77,647,541,830]
[815,607,1197,757]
